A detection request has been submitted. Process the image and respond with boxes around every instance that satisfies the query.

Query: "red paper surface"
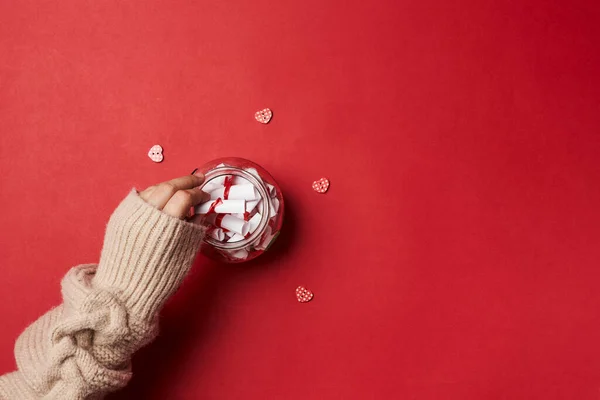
[1,0,600,398]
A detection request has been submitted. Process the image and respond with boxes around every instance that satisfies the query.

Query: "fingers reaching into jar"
[139,172,210,219]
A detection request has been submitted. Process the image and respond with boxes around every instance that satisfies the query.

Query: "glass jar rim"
[199,166,271,250]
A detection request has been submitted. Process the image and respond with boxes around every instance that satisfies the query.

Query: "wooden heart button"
[254,108,273,124]
[148,145,164,163]
[296,286,314,303]
[312,178,329,193]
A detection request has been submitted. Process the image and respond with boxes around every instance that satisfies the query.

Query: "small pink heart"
[296,286,314,303]
[312,178,329,194]
[254,108,273,124]
[148,145,163,163]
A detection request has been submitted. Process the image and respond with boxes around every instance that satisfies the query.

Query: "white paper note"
[225,230,236,238]
[195,199,245,214]
[269,198,280,218]
[209,228,225,241]
[211,214,249,236]
[209,184,258,201]
[246,199,261,213]
[228,233,246,242]
[230,249,249,259]
[247,213,262,234]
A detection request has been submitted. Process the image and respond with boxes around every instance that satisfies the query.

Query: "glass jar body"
[196,158,284,263]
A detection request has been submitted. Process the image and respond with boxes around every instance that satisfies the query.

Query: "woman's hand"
[138,172,210,219]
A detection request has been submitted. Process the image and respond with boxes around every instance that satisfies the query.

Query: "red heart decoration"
[296,286,314,303]
[312,178,330,193]
[148,145,164,163]
[254,108,273,124]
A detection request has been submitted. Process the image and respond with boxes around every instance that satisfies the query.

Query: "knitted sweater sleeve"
[0,189,205,399]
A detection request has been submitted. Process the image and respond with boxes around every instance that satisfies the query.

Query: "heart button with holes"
[148,145,164,163]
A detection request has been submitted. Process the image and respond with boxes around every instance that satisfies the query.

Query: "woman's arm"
[0,174,209,399]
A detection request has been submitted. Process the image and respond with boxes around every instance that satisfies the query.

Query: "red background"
[1,0,600,398]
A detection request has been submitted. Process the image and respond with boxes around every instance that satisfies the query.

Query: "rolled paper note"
[255,226,272,251]
[245,167,259,177]
[209,175,228,185]
[201,175,231,193]
[232,176,250,185]
[209,228,226,241]
[228,233,245,242]
[210,184,258,201]
[269,198,280,218]
[247,213,261,234]
[266,183,276,197]
[246,199,261,213]
[225,230,236,238]
[195,199,245,214]
[201,181,222,193]
[230,249,249,259]
[232,213,246,220]
[244,167,266,185]
[260,233,277,251]
[212,214,249,236]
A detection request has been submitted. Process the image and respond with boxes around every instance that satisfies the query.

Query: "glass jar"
[194,157,284,263]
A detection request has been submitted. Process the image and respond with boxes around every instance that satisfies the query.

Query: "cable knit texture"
[0,189,205,399]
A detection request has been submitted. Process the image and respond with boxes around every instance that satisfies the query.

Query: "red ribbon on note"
[215,214,225,229]
[207,198,223,214]
[223,176,234,200]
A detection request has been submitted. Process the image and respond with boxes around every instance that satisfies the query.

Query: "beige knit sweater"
[0,190,206,399]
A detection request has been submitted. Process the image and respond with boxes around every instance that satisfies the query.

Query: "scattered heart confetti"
[148,145,164,163]
[312,178,330,193]
[254,108,273,124]
[296,286,314,303]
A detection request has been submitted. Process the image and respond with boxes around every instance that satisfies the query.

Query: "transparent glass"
[195,157,284,263]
